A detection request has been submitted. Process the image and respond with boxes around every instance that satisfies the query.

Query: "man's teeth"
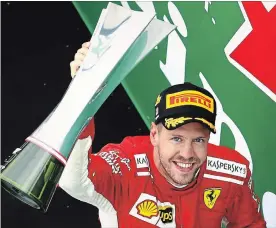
[176,163,192,168]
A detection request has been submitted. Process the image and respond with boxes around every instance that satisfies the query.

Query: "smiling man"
[59,42,266,228]
[153,122,210,187]
[151,83,214,190]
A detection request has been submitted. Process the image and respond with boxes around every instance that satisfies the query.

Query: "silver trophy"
[0,2,175,212]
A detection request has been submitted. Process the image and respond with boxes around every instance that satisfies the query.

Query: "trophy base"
[1,178,41,210]
[1,141,64,213]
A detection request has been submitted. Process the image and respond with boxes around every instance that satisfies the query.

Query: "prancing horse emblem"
[204,188,221,209]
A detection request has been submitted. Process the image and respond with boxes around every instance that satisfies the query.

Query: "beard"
[157,147,201,186]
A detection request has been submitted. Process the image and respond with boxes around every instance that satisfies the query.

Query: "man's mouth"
[173,161,194,172]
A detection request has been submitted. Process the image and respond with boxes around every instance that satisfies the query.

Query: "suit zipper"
[179,196,183,228]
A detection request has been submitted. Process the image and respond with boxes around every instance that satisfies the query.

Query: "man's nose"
[179,142,195,160]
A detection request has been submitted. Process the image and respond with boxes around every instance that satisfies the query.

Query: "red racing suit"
[59,120,266,228]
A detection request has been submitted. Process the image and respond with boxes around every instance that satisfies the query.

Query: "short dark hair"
[157,123,163,132]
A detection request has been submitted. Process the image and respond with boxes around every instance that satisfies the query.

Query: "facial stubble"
[157,145,200,186]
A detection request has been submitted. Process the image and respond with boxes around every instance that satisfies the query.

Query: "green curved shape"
[72,1,276,223]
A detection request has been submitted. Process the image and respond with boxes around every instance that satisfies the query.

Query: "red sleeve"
[76,118,134,211]
[76,118,133,211]
[226,168,266,227]
[87,143,132,211]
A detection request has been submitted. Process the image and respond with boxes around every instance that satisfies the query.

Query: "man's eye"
[193,138,205,143]
[171,137,182,142]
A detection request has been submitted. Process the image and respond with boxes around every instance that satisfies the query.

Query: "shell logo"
[136,200,158,218]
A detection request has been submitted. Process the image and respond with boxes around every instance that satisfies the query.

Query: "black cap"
[154,82,217,133]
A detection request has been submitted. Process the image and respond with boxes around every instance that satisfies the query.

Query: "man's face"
[150,122,210,186]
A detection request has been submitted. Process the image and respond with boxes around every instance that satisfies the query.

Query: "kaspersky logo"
[207,156,247,178]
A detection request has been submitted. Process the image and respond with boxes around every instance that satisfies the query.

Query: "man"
[59,42,266,227]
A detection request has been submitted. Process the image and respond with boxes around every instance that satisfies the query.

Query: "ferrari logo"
[204,188,221,209]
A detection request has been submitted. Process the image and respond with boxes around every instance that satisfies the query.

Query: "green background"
[73,0,276,216]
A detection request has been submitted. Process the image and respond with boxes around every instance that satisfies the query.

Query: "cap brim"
[161,116,216,133]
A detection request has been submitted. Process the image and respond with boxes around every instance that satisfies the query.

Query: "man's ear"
[150,122,159,147]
